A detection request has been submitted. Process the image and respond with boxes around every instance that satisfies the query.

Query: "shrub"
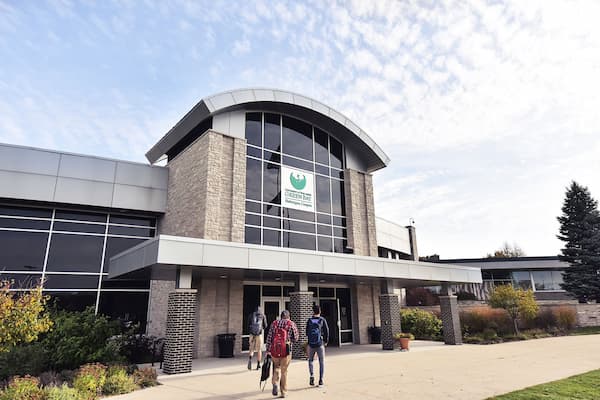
[0,376,45,400]
[482,328,498,340]
[119,333,160,364]
[405,287,439,306]
[0,342,48,380]
[59,370,75,386]
[460,308,513,336]
[553,306,577,331]
[46,383,85,400]
[400,309,442,339]
[41,307,124,370]
[488,285,539,334]
[531,308,557,330]
[72,363,106,399]
[132,367,158,388]
[102,366,137,395]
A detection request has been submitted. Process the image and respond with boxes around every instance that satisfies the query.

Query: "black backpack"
[308,317,323,348]
[249,312,263,335]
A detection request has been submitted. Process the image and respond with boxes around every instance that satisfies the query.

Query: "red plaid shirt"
[265,318,299,350]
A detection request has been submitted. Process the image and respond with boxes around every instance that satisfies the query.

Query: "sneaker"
[272,384,278,396]
[318,379,324,387]
[309,376,315,386]
[280,393,286,398]
[256,362,261,370]
[247,359,252,370]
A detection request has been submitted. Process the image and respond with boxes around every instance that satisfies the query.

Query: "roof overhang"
[108,235,482,286]
[146,88,390,173]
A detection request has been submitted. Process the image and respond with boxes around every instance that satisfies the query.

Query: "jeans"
[308,345,325,380]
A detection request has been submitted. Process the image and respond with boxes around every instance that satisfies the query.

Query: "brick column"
[289,291,313,359]
[163,289,197,374]
[379,294,401,350]
[439,295,462,345]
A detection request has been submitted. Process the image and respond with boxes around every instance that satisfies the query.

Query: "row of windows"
[246,146,344,179]
[245,213,347,237]
[245,201,346,225]
[245,226,348,252]
[245,112,344,168]
[0,272,150,290]
[482,270,564,291]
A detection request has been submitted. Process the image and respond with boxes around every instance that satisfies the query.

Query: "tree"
[0,280,53,352]
[557,181,600,302]
[486,242,525,258]
[488,285,538,334]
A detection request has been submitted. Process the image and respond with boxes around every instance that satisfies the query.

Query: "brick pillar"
[163,289,197,374]
[379,294,401,350]
[439,295,462,345]
[289,291,313,359]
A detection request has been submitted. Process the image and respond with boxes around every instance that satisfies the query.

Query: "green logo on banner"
[289,172,306,190]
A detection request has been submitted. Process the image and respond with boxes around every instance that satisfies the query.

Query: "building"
[438,256,572,302]
[0,88,481,374]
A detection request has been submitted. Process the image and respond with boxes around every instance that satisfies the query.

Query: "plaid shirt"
[265,318,299,351]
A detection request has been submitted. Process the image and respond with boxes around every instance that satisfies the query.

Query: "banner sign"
[281,165,315,212]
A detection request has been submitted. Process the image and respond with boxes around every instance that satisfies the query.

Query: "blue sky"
[1,0,600,258]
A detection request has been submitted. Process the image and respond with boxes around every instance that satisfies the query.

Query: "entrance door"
[319,299,341,346]
[262,298,283,339]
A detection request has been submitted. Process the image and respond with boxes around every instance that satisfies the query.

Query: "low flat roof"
[108,235,482,286]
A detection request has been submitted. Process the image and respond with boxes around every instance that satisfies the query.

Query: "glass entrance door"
[262,298,284,338]
[319,299,341,346]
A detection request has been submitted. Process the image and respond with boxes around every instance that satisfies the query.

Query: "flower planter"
[398,338,410,351]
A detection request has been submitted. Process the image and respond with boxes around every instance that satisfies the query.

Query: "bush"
[460,308,513,336]
[102,366,137,395]
[531,308,557,330]
[0,342,48,380]
[0,376,45,400]
[39,371,63,388]
[59,370,75,386]
[41,307,124,370]
[72,363,106,399]
[132,367,158,388]
[553,306,577,331]
[400,309,442,338]
[482,328,498,340]
[46,384,85,400]
[119,333,160,364]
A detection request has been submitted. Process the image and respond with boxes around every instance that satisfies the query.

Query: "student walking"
[248,306,267,370]
[306,304,329,387]
[265,310,299,398]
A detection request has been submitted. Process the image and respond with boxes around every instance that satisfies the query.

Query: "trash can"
[217,333,236,358]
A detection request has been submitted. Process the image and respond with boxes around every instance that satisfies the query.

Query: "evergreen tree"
[557,181,600,302]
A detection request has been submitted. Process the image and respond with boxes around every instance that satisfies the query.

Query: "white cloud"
[232,38,251,56]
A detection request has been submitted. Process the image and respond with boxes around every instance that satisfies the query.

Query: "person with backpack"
[248,306,267,370]
[306,304,329,387]
[265,310,299,398]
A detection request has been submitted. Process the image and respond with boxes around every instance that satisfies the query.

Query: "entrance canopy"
[108,235,481,286]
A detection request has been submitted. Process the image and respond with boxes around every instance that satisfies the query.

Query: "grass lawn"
[487,369,600,399]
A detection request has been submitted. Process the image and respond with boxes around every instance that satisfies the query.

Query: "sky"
[1,0,600,259]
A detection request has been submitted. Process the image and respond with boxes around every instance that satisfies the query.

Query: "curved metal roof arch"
[146,88,390,172]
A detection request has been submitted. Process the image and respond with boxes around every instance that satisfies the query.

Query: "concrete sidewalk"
[116,335,600,400]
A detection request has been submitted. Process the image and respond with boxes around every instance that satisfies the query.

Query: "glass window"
[98,292,149,328]
[282,155,313,172]
[263,162,281,204]
[332,216,346,227]
[283,286,293,297]
[315,164,329,176]
[245,213,261,226]
[314,128,329,165]
[512,271,532,290]
[0,218,51,230]
[245,112,262,147]
[282,116,313,161]
[262,285,282,296]
[262,229,281,247]
[308,287,318,297]
[46,292,97,312]
[263,216,281,229]
[317,213,331,224]
[319,287,334,297]
[245,227,261,245]
[108,226,155,237]
[331,169,344,180]
[0,273,43,289]
[243,285,261,336]
[317,224,332,235]
[101,276,150,289]
[246,201,261,213]
[531,271,553,291]
[54,221,106,234]
[316,175,332,214]
[0,230,48,271]
[317,236,332,252]
[283,231,315,250]
[109,215,155,227]
[264,150,281,164]
[44,274,99,289]
[0,205,52,218]
[334,238,346,253]
[246,158,262,201]
[284,208,314,222]
[264,204,281,217]
[330,137,343,169]
[283,219,314,234]
[331,180,345,216]
[55,210,106,223]
[333,227,347,238]
[491,270,511,280]
[247,146,261,158]
[264,113,281,152]
[46,234,104,273]
[337,287,353,330]
[103,237,148,272]
[552,270,564,287]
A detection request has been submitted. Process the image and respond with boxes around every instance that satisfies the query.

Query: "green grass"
[487,369,600,399]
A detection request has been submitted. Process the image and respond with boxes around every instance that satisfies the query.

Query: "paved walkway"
[116,335,600,400]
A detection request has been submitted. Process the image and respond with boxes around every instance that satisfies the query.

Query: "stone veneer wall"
[194,278,244,358]
[343,169,378,257]
[352,281,381,344]
[146,279,176,337]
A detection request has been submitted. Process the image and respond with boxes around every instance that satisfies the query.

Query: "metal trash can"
[217,333,236,358]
